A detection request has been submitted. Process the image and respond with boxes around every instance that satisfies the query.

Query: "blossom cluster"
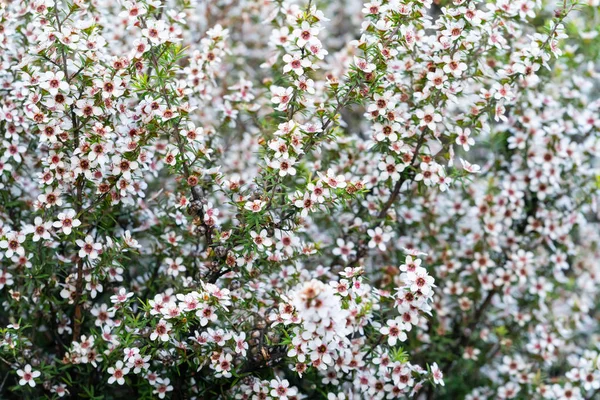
[0,0,599,399]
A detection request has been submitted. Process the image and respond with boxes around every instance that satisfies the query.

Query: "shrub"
[0,0,599,399]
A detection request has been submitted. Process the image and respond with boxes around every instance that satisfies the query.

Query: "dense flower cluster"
[0,0,599,398]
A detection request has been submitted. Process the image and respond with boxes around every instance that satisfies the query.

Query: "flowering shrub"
[1,0,600,398]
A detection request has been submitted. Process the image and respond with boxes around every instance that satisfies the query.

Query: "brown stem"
[377,130,427,220]
[72,175,85,342]
[54,5,86,343]
[71,261,84,341]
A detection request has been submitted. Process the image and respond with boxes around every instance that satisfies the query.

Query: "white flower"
[380,317,408,346]
[332,238,355,262]
[414,162,441,186]
[460,158,481,173]
[76,235,102,259]
[95,76,124,98]
[164,147,179,166]
[128,354,151,374]
[111,155,139,180]
[51,383,68,397]
[122,230,142,249]
[293,21,320,48]
[74,98,102,118]
[294,76,315,93]
[142,20,169,44]
[431,362,445,386]
[307,181,329,203]
[53,209,81,235]
[442,53,468,77]
[426,69,447,89]
[293,192,316,216]
[153,377,174,398]
[318,169,347,189]
[164,257,186,277]
[354,56,375,73]
[214,353,233,377]
[406,267,435,296]
[107,361,129,385]
[132,39,150,58]
[245,199,266,213]
[233,332,248,356]
[40,71,69,95]
[0,231,26,258]
[269,155,297,177]
[150,319,172,341]
[17,364,40,387]
[416,105,442,131]
[378,155,405,181]
[110,287,134,304]
[0,270,14,289]
[250,229,273,250]
[367,227,391,251]
[271,86,294,111]
[120,0,147,20]
[400,256,422,272]
[270,377,297,400]
[282,53,312,76]
[455,127,474,151]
